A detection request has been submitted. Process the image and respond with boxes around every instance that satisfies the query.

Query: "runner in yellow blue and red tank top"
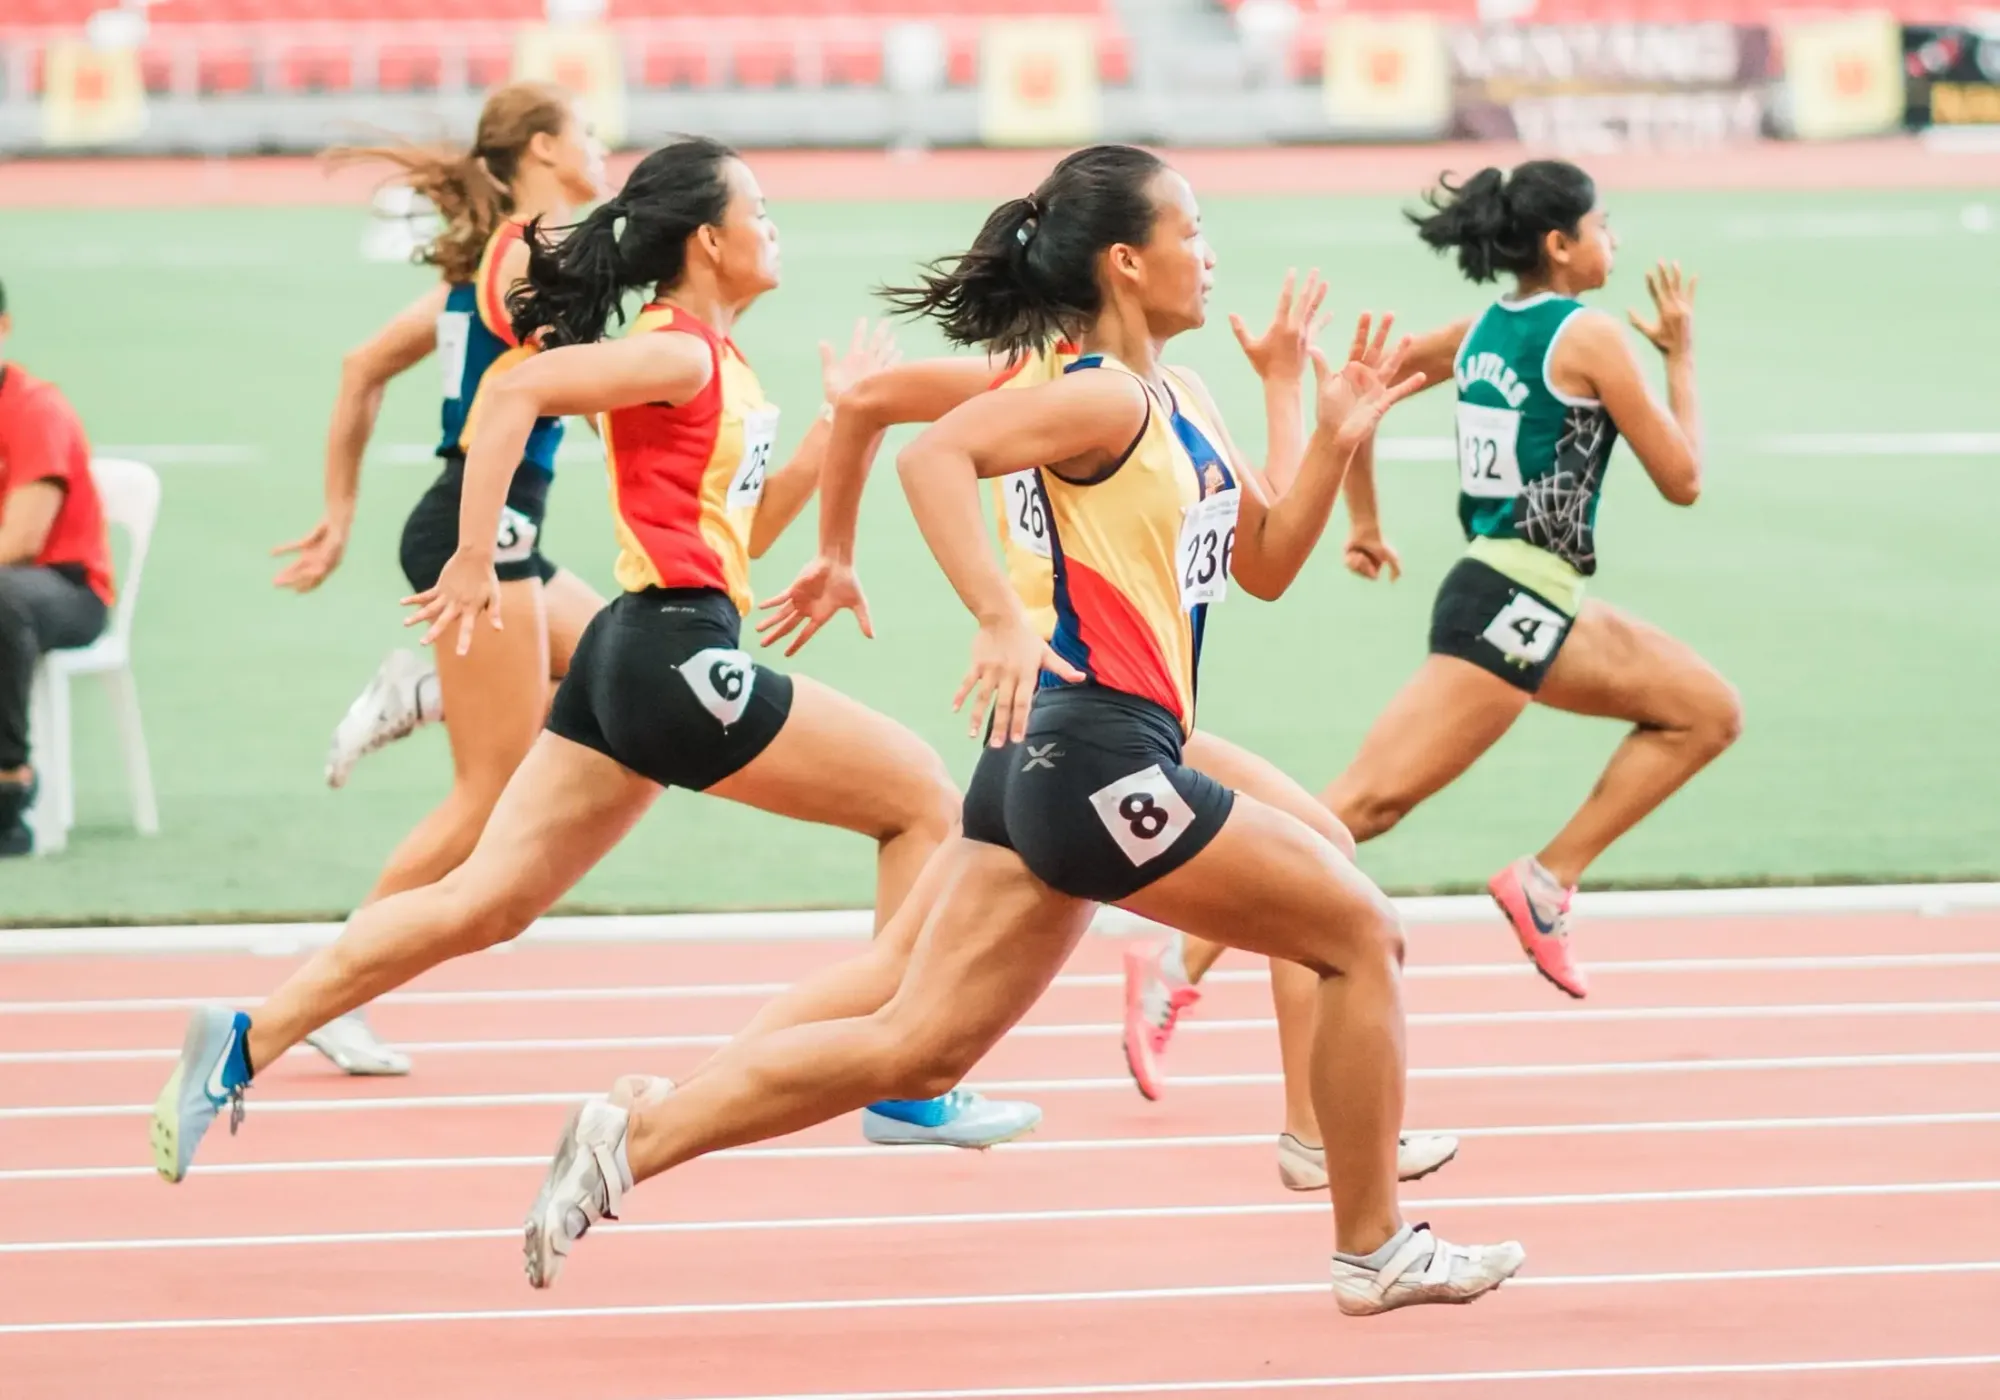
[150,139,1036,1191]
[1319,160,1740,999]
[536,145,1524,1315]
[263,83,607,1079]
[749,303,1455,1190]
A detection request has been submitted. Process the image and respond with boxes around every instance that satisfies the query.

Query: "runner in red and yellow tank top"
[555,145,1523,1316]
[149,139,1043,1193]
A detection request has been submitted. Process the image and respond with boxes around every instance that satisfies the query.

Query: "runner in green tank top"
[1320,160,1742,1000]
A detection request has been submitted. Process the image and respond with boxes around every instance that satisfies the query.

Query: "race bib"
[1089,764,1198,867]
[493,506,538,565]
[1482,591,1569,665]
[677,646,757,728]
[728,406,780,512]
[1002,470,1051,559]
[1176,487,1240,610]
[437,310,471,401]
[1456,402,1523,500]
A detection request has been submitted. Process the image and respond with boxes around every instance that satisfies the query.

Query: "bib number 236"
[1177,488,1240,609]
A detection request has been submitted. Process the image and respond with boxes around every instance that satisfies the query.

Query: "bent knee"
[1332,788,1414,844]
[436,870,542,953]
[1701,680,1745,754]
[883,748,960,844]
[873,1019,988,1101]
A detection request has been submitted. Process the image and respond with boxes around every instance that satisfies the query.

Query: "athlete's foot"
[860,1091,1042,1149]
[1121,937,1200,1101]
[1488,855,1588,998]
[523,1098,633,1290]
[1329,1223,1525,1316]
[304,1008,412,1077]
[326,648,439,789]
[150,1006,253,1182]
[1278,1132,1461,1190]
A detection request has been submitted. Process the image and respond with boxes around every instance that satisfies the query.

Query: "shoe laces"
[226,1082,248,1137]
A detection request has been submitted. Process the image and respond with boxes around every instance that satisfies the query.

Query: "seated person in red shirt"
[0,278,115,855]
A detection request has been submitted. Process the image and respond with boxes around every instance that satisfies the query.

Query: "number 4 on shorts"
[1088,764,1197,866]
[1481,592,1569,666]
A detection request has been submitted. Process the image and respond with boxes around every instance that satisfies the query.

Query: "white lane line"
[10,1052,2000,1122]
[10,950,2000,1016]
[6,1178,1995,1256]
[10,999,1993,1066]
[5,1260,2000,1335]
[636,1352,2000,1399]
[9,1110,1997,1184]
[5,881,1997,956]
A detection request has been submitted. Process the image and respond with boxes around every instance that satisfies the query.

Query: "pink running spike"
[1488,856,1589,999]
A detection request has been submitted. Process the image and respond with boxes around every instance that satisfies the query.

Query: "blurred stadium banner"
[1780,13,1904,141]
[39,38,146,149]
[1320,16,1450,135]
[1448,23,1771,150]
[511,21,627,149]
[1902,23,2000,131]
[978,19,1101,148]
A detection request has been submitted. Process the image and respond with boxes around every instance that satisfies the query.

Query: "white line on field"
[7,1052,2000,1122]
[6,998,1994,1066]
[5,1177,1994,1257]
[8,948,2000,1015]
[4,881,1998,956]
[4,1260,1999,1335]
[8,1110,1995,1184]
[632,1352,2000,1400]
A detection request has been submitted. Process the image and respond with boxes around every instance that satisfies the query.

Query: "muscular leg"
[249,735,657,1070]
[1320,655,1531,844]
[1532,600,1743,886]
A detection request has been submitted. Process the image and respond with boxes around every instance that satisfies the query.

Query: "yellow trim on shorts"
[1466,536,1585,616]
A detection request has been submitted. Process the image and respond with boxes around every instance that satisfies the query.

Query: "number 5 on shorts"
[1089,764,1196,866]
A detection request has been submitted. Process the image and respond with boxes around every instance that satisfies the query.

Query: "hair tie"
[1017,194,1043,246]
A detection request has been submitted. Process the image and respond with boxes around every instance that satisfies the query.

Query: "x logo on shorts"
[1022,743,1062,772]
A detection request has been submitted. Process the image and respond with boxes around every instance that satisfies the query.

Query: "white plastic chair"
[25,458,161,856]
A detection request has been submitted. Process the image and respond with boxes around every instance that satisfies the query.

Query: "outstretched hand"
[1628,260,1696,357]
[1230,267,1331,386]
[401,549,503,657]
[957,615,1083,748]
[1312,312,1426,449]
[820,317,901,405]
[755,554,874,657]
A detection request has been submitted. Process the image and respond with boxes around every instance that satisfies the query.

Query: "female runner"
[267,82,605,1076]
[745,279,1455,1189]
[1323,160,1740,998]
[150,137,1021,1181]
[523,144,1523,1315]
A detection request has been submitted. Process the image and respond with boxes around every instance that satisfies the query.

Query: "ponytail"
[1410,160,1596,284]
[507,136,737,349]
[327,80,572,286]
[880,144,1166,357]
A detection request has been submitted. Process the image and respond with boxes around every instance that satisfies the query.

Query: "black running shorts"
[400,455,558,592]
[962,685,1234,903]
[546,587,794,791]
[1428,556,1576,694]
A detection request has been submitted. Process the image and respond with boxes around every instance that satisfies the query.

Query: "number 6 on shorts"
[1089,764,1197,866]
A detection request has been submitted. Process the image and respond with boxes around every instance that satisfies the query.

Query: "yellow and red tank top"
[438,220,563,472]
[985,340,1078,638]
[1038,355,1238,734]
[598,304,777,614]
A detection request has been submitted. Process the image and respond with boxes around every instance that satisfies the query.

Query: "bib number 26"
[1002,470,1051,559]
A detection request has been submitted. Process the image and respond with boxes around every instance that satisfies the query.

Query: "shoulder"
[1552,306,1629,359]
[1164,362,1227,427]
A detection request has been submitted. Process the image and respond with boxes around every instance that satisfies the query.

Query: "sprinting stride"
[523,145,1523,1316]
[1323,160,1740,997]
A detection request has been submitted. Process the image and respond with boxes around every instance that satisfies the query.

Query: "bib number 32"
[1456,402,1524,500]
[1177,487,1240,609]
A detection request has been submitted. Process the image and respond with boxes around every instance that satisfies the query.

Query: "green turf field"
[2,186,1996,922]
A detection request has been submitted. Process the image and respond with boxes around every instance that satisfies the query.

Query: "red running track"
[2,909,1999,1398]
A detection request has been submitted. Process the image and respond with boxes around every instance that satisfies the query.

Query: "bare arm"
[896,372,1140,743]
[1225,269,1327,496]
[1232,337,1426,601]
[408,331,713,653]
[0,482,62,566]
[1560,268,1701,506]
[1401,315,1473,398]
[273,283,450,592]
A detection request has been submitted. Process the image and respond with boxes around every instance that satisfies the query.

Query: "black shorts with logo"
[546,587,795,791]
[1428,555,1576,694]
[962,684,1235,904]
[400,455,558,592]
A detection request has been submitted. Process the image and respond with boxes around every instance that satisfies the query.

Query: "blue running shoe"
[151,1007,252,1183]
[860,1090,1041,1149]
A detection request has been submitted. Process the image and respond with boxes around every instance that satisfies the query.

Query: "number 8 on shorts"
[1089,764,1197,866]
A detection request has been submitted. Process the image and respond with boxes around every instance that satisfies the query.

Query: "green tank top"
[1453,293,1620,592]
